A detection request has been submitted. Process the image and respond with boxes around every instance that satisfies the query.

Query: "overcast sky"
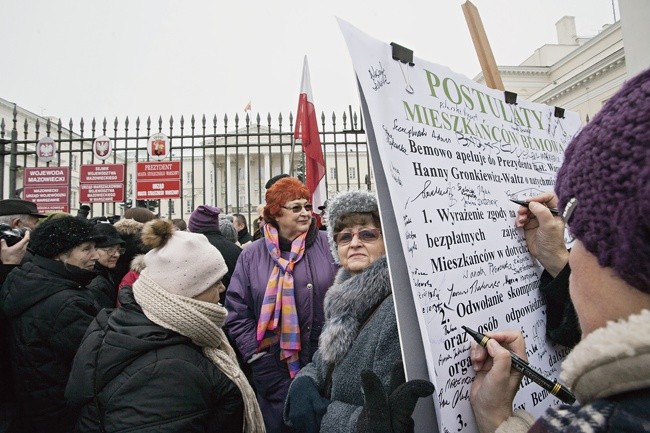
[1,0,619,126]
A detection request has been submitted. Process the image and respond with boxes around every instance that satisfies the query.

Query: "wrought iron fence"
[0,103,371,226]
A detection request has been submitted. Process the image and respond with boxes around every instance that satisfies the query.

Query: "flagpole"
[289,134,296,176]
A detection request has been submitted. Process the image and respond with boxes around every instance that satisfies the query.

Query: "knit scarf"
[256,223,306,378]
[133,273,265,433]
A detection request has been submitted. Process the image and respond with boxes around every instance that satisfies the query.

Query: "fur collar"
[318,257,391,366]
[113,218,144,236]
[561,309,650,402]
[129,254,146,273]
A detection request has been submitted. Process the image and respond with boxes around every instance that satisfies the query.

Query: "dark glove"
[287,376,330,433]
[357,361,435,433]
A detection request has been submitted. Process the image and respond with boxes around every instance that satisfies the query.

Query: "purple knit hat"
[188,204,221,233]
[555,68,650,293]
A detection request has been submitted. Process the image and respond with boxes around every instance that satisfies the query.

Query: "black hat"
[93,223,125,248]
[318,200,329,211]
[0,199,46,218]
[29,217,106,258]
[265,173,290,189]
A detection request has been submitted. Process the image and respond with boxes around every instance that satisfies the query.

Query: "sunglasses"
[283,203,313,213]
[334,228,382,246]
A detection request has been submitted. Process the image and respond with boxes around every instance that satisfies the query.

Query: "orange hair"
[263,177,309,222]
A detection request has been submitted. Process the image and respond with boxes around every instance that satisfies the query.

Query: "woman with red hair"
[225,177,339,433]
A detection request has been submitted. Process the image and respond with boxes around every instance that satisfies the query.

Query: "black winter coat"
[87,262,119,308]
[198,230,242,289]
[65,287,245,433]
[0,255,103,433]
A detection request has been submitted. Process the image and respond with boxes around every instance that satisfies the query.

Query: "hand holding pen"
[465,327,576,433]
[466,329,528,433]
[511,192,569,277]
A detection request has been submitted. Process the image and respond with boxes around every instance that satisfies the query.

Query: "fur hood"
[318,257,391,366]
[561,309,650,403]
[325,190,378,264]
[113,218,144,236]
[129,254,146,273]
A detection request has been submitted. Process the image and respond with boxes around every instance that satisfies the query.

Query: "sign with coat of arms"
[147,132,170,161]
[36,137,56,163]
[93,136,113,160]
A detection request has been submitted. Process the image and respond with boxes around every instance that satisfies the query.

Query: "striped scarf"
[256,223,306,378]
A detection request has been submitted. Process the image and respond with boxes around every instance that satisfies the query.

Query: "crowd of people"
[0,68,648,433]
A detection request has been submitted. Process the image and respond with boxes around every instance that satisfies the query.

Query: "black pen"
[510,198,559,216]
[462,326,575,404]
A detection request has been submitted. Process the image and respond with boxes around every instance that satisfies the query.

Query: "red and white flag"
[294,56,326,212]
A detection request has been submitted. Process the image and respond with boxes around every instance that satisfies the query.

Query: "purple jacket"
[225,222,338,363]
[224,222,338,432]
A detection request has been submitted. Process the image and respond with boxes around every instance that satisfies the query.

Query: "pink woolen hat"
[136,219,227,298]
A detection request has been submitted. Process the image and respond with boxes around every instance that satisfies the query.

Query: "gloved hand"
[356,361,435,433]
[286,376,330,433]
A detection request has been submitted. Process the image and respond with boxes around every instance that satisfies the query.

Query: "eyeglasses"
[561,197,578,242]
[334,228,382,246]
[99,246,126,256]
[282,203,313,213]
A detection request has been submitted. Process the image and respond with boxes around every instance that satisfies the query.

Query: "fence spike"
[23,119,29,135]
[1,118,5,133]
[321,112,326,123]
[280,112,285,126]
[245,112,250,126]
[136,117,141,129]
[202,114,206,127]
[91,118,96,130]
[213,115,217,129]
[113,117,118,129]
[256,113,261,126]
[332,111,337,124]
[125,116,129,128]
[69,118,74,131]
[12,104,17,117]
[35,119,40,133]
[353,112,359,129]
[158,116,163,130]
[169,115,173,129]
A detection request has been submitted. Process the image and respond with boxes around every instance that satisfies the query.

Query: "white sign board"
[339,19,582,433]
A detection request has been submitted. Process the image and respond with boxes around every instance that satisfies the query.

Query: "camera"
[0,223,28,247]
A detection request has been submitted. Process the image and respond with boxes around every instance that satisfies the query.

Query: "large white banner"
[339,19,581,433]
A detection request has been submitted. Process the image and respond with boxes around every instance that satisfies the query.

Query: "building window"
[348,167,357,180]
[186,171,192,185]
[71,155,78,171]
[186,199,193,213]
[330,167,337,179]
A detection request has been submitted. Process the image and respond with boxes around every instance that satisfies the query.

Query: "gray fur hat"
[326,190,379,264]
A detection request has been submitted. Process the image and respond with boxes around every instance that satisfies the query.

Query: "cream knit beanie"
[139,219,228,298]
